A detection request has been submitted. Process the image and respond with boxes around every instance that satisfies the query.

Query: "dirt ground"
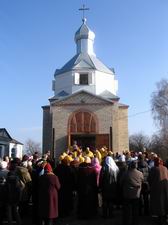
[22,206,157,225]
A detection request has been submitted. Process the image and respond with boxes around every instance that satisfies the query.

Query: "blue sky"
[0,0,167,145]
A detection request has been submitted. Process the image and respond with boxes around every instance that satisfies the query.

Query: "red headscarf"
[44,163,52,173]
[154,157,161,167]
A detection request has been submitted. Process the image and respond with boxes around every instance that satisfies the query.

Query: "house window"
[0,146,4,158]
[79,74,89,85]
[11,148,16,159]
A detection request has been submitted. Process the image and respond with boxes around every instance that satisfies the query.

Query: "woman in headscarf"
[91,157,102,186]
[77,156,98,219]
[99,156,119,218]
[137,153,150,216]
[54,156,75,217]
[148,157,168,225]
[38,163,60,225]
[31,159,45,225]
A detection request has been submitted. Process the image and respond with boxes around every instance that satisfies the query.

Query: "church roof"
[100,90,120,100]
[50,89,115,104]
[56,90,69,97]
[75,19,95,42]
[49,89,119,102]
[49,90,69,101]
[54,53,114,76]
[50,90,128,109]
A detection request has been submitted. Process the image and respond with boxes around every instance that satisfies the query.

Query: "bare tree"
[129,133,150,152]
[151,79,168,130]
[150,133,168,160]
[151,79,168,159]
[24,139,41,155]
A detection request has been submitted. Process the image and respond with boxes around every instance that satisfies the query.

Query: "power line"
[114,109,151,122]
[128,110,151,118]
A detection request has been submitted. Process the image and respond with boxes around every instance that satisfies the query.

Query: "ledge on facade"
[118,103,129,109]
[42,105,50,109]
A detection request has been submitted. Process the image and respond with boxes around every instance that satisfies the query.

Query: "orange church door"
[96,134,109,150]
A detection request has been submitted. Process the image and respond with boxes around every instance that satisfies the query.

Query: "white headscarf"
[105,156,119,181]
[0,161,7,169]
[84,156,91,164]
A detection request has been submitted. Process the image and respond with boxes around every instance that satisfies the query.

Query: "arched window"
[69,111,97,133]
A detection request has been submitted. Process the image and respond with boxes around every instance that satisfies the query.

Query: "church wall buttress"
[118,107,129,152]
[42,107,52,154]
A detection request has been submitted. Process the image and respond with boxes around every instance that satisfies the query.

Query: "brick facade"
[42,91,129,159]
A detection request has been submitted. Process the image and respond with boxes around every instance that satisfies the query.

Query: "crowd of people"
[0,145,168,225]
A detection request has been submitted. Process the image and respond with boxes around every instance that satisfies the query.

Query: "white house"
[0,128,23,159]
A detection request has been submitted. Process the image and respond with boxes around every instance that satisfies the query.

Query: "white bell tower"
[51,6,118,101]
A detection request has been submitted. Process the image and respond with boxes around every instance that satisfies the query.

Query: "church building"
[42,16,129,159]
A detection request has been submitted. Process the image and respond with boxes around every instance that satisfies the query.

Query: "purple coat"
[38,173,60,219]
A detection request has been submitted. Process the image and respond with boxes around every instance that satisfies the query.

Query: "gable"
[74,59,94,69]
[0,128,12,143]
[0,128,12,140]
[51,91,113,106]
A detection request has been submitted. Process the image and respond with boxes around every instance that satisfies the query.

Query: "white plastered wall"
[9,143,23,159]
[95,71,118,95]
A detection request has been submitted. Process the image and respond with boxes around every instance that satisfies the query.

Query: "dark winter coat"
[5,171,23,204]
[99,165,117,200]
[77,162,98,218]
[148,165,168,216]
[16,166,32,202]
[38,173,60,219]
[138,159,149,193]
[54,163,75,217]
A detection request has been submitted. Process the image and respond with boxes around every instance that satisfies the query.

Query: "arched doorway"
[68,110,98,150]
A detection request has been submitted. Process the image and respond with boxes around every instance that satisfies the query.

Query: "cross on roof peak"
[79,4,90,23]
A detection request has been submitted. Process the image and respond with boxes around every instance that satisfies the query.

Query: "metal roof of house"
[0,128,12,140]
[0,128,23,145]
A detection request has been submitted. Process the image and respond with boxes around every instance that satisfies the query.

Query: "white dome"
[75,19,95,43]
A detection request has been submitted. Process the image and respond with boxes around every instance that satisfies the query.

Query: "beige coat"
[121,168,144,199]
